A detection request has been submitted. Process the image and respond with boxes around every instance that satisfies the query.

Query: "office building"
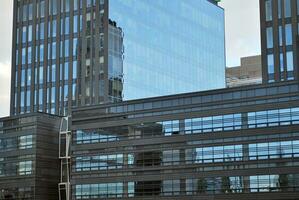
[2,0,299,199]
[2,81,299,199]
[260,0,298,83]
[71,81,299,199]
[109,0,226,100]
[0,113,60,199]
[226,55,262,87]
[10,0,225,116]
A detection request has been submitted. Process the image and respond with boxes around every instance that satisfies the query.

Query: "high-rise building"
[109,0,226,100]
[10,0,225,116]
[260,0,298,83]
[226,55,262,87]
[2,1,299,199]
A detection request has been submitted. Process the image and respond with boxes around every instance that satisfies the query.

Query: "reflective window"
[286,51,294,72]
[75,183,123,199]
[284,0,291,18]
[52,42,56,59]
[51,87,55,103]
[64,62,69,80]
[66,0,70,12]
[52,65,56,82]
[22,26,26,43]
[267,54,274,82]
[64,85,68,101]
[65,39,69,57]
[248,107,299,128]
[287,51,294,80]
[40,22,45,40]
[109,0,225,100]
[21,48,26,65]
[75,154,125,171]
[186,144,243,164]
[40,44,44,61]
[285,24,292,45]
[65,17,70,35]
[52,20,57,37]
[73,61,77,79]
[18,161,32,175]
[280,53,284,75]
[28,47,32,64]
[27,68,31,86]
[39,66,43,84]
[266,27,273,48]
[279,26,283,46]
[265,0,272,21]
[39,89,43,105]
[249,140,299,160]
[28,25,32,42]
[74,15,78,33]
[21,69,25,87]
[73,38,78,57]
[40,1,45,18]
[19,135,33,149]
[278,0,282,18]
[22,4,27,21]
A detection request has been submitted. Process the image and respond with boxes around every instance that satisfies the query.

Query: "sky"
[0,0,261,118]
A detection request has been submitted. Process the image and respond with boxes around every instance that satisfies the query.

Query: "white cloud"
[0,62,11,118]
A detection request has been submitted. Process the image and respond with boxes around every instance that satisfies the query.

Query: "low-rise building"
[226,55,262,88]
[70,80,299,200]
[0,113,60,199]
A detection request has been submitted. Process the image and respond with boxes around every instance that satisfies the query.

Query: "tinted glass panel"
[109,0,225,100]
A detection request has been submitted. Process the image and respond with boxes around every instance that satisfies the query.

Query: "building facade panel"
[260,0,299,83]
[0,113,60,200]
[70,81,299,199]
[108,0,226,100]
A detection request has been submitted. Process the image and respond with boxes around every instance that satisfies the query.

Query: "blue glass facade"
[12,0,225,115]
[109,0,225,100]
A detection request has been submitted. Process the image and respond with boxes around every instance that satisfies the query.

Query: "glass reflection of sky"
[109,0,225,100]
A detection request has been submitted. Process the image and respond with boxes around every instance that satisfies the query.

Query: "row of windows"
[75,154,134,172]
[73,140,299,171]
[17,0,104,23]
[18,62,77,87]
[248,107,299,128]
[266,23,293,49]
[75,107,299,144]
[80,83,299,117]
[17,84,73,114]
[0,187,33,200]
[265,0,294,21]
[17,38,78,65]
[0,160,33,177]
[0,135,33,151]
[17,17,80,44]
[188,140,299,164]
[74,174,299,198]
[267,51,294,83]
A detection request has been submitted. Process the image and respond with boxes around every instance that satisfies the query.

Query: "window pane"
[265,0,272,21]
[266,27,273,48]
[267,54,274,82]
[286,51,294,72]
[285,24,292,45]
[284,0,291,18]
